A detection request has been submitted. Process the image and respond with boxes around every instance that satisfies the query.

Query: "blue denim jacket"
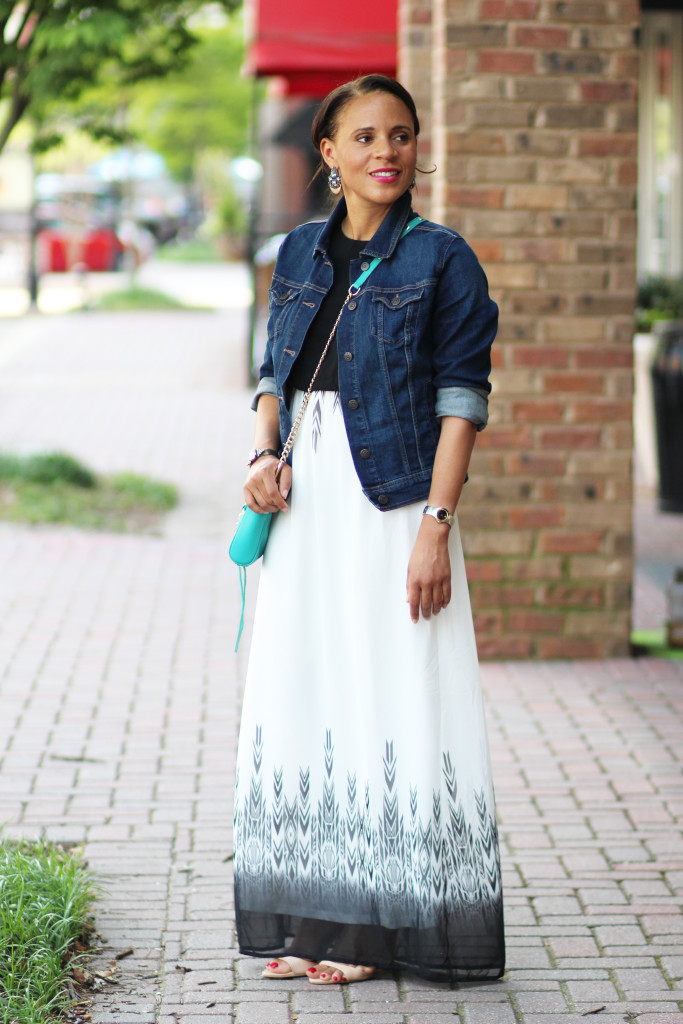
[254,191,497,511]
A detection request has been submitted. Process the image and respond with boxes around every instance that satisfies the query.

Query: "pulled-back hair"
[311,75,420,182]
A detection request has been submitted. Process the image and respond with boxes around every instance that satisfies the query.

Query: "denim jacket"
[254,191,497,511]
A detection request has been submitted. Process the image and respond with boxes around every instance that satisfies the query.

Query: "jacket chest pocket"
[371,287,424,347]
[269,284,302,338]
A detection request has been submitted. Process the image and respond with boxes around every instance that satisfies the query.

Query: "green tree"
[125,21,254,182]
[0,0,240,155]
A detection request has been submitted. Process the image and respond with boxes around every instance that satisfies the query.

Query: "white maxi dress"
[233,389,504,981]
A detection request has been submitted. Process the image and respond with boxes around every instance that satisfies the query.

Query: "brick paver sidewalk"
[0,309,682,1024]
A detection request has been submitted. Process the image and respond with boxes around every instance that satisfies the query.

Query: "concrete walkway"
[0,307,682,1024]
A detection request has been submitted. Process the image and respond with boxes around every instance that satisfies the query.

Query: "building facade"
[400,0,640,659]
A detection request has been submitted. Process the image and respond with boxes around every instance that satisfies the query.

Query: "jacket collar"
[313,190,414,260]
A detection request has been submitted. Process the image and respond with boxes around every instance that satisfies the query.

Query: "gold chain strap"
[275,285,355,481]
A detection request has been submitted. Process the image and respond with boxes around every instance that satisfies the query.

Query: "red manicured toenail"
[267,961,278,968]
[341,976,347,982]
[321,973,327,978]
[307,967,316,973]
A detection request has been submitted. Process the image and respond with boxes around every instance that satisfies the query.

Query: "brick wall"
[399,0,640,659]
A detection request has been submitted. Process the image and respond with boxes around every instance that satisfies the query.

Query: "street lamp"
[230,156,263,384]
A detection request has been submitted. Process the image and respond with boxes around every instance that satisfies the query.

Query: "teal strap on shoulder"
[235,565,247,652]
[401,214,424,237]
[349,216,424,292]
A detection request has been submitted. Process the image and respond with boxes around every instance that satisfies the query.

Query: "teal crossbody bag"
[230,216,424,649]
[229,504,273,567]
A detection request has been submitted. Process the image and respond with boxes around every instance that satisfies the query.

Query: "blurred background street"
[0,258,252,317]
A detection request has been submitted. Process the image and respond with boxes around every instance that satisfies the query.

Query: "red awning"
[246,0,397,96]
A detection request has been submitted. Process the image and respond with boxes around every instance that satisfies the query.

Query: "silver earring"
[328,167,342,195]
[410,175,417,190]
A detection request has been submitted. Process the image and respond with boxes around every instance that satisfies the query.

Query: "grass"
[0,838,98,1024]
[631,628,683,660]
[0,451,178,533]
[156,236,223,263]
[92,286,190,312]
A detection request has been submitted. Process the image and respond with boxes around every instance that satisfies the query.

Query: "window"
[638,11,683,275]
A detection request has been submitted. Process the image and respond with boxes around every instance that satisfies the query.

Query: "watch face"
[436,509,447,521]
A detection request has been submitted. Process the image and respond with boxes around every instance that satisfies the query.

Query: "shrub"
[0,452,96,488]
[636,274,683,331]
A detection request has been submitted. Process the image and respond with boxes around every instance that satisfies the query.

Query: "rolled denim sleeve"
[435,385,489,430]
[251,375,277,411]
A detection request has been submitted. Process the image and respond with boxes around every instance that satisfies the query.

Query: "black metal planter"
[651,320,683,513]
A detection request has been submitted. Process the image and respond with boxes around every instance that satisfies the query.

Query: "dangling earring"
[410,175,417,190]
[328,167,342,195]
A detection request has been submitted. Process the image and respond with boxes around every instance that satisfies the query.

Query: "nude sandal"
[308,961,375,984]
[262,956,317,979]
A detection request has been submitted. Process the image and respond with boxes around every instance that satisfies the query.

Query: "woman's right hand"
[244,456,292,514]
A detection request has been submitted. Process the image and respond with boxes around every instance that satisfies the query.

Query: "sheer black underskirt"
[236,905,505,982]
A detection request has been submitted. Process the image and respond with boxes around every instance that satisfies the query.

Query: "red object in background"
[246,0,396,95]
[38,228,124,272]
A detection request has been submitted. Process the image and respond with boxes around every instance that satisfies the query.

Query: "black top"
[288,228,367,393]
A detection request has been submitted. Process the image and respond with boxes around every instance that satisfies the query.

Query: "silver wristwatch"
[422,504,454,526]
[247,447,279,467]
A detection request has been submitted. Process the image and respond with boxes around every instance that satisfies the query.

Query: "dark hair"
[311,75,420,181]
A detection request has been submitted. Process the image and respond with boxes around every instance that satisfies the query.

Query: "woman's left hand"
[406,518,452,623]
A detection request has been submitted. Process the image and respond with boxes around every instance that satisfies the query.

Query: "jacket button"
[348,398,359,410]
[391,294,400,306]
[360,261,370,271]
[343,351,353,361]
[359,448,371,459]
[378,494,389,505]
[348,300,357,311]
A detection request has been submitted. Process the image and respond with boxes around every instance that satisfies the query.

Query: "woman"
[233,75,504,985]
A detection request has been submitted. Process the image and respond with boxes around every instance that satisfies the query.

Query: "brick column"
[400,0,639,659]
[398,0,434,205]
